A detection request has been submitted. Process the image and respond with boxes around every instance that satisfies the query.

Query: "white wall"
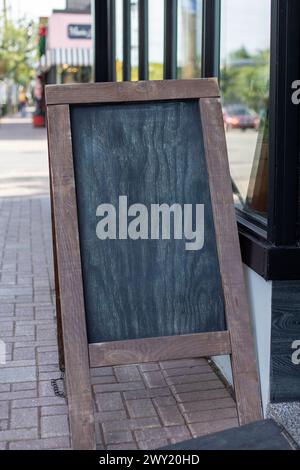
[213,266,272,416]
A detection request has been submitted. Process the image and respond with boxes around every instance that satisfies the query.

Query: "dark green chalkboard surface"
[71,100,226,344]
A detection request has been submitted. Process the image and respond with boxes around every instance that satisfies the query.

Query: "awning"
[40,48,93,70]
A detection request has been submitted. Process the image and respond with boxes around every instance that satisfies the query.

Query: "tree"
[0,14,37,86]
[220,47,270,113]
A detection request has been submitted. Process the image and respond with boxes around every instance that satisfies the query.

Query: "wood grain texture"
[47,142,65,370]
[47,105,95,450]
[71,100,226,344]
[89,331,231,367]
[200,98,263,425]
[45,78,219,105]
[271,281,300,402]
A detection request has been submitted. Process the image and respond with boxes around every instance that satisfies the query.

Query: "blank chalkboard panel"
[71,100,226,344]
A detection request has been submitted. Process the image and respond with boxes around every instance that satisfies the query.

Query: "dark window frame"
[94,0,300,280]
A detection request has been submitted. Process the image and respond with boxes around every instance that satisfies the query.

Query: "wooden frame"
[46,79,262,450]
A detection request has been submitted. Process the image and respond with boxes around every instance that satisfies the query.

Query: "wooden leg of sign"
[48,166,65,371]
[200,97,263,426]
[47,104,96,449]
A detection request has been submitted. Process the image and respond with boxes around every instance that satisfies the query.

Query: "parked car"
[223,104,260,131]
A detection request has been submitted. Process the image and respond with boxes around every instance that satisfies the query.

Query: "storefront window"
[131,0,139,80]
[116,0,123,81]
[60,65,92,84]
[149,0,164,80]
[177,0,203,79]
[220,0,271,219]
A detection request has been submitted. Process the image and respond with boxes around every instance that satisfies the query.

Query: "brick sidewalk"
[0,195,239,450]
[0,117,240,450]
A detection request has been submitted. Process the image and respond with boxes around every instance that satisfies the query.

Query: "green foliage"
[220,47,270,113]
[0,15,37,86]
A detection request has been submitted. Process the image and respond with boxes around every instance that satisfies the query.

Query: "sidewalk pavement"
[0,116,299,450]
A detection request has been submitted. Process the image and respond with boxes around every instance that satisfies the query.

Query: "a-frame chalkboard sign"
[46,80,262,450]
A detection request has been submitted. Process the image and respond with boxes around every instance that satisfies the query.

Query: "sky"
[3,0,271,63]
[5,0,66,20]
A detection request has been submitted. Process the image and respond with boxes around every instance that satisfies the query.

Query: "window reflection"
[178,0,202,79]
[116,0,123,81]
[220,0,271,218]
[131,0,139,80]
[149,0,164,80]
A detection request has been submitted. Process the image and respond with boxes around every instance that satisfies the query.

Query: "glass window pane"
[116,0,123,82]
[177,0,203,79]
[149,0,164,80]
[131,0,139,80]
[220,0,271,219]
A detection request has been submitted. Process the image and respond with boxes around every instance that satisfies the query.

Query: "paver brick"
[175,388,231,404]
[153,396,176,407]
[41,405,68,416]
[0,428,38,442]
[135,425,191,444]
[188,418,239,437]
[107,443,138,450]
[11,408,38,429]
[123,387,171,400]
[185,407,238,424]
[156,405,185,426]
[114,365,141,383]
[13,348,36,361]
[9,437,71,450]
[12,382,36,392]
[179,397,236,413]
[0,366,36,384]
[41,415,69,438]
[166,372,217,386]
[126,399,157,418]
[95,410,127,422]
[0,420,8,431]
[171,380,225,394]
[0,390,37,401]
[38,351,58,366]
[143,371,167,388]
[95,392,124,412]
[138,439,169,450]
[94,382,145,393]
[103,430,134,446]
[102,417,161,433]
[12,397,66,408]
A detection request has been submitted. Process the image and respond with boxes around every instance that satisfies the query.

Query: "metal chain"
[51,369,66,399]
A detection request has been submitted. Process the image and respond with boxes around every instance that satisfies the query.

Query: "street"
[0,116,49,198]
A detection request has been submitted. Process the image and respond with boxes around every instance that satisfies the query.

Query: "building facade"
[40,5,92,85]
[92,0,300,413]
